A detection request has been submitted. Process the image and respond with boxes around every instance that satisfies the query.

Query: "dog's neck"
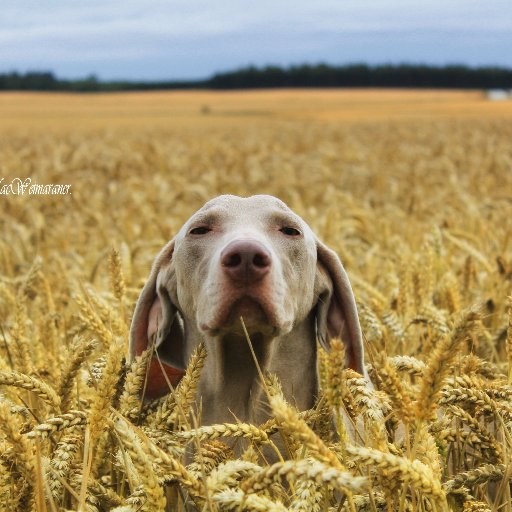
[187,313,319,425]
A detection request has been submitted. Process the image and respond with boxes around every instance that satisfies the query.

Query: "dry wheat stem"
[346,446,446,506]
[241,458,367,495]
[443,464,506,493]
[115,418,167,511]
[0,370,61,411]
[172,422,270,445]
[26,410,87,439]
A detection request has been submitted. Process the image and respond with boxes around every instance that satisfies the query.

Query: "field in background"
[1,89,512,131]
[0,90,512,511]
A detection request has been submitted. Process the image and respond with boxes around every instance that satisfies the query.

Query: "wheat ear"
[115,419,166,511]
[415,308,480,423]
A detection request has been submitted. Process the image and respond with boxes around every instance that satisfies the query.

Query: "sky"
[1,0,512,81]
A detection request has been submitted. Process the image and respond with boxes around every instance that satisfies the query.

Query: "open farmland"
[1,89,512,511]
[1,89,512,130]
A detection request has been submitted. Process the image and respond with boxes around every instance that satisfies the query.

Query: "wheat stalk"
[213,488,288,512]
[173,423,270,445]
[167,342,206,428]
[115,418,167,511]
[241,458,367,495]
[0,370,61,411]
[415,308,480,423]
[346,446,446,508]
[58,337,96,411]
[27,410,87,439]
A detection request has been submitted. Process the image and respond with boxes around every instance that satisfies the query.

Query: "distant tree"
[0,71,57,90]
[67,74,100,92]
[0,65,511,91]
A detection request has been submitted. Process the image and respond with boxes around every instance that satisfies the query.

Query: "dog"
[129,194,365,425]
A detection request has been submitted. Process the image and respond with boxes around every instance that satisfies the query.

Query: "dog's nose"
[221,240,271,282]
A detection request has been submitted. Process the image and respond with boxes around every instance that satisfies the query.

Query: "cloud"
[1,0,511,79]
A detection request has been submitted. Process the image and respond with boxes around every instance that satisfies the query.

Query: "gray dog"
[130,194,365,425]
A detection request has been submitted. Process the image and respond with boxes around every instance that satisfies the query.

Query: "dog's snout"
[221,240,271,282]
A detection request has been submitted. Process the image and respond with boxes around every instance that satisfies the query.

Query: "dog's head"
[130,194,364,397]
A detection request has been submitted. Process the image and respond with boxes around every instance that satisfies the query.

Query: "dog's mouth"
[200,295,279,336]
[228,296,267,323]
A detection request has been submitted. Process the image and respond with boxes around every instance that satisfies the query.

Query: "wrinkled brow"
[267,211,304,228]
[186,211,223,227]
[185,208,305,231]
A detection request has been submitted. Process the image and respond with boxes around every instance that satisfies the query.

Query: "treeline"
[209,64,512,89]
[2,64,512,92]
[0,72,203,92]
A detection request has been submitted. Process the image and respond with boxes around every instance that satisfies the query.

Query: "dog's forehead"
[193,195,305,223]
[176,194,315,240]
[201,194,289,214]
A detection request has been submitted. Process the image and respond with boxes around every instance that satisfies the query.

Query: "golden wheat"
[0,90,511,511]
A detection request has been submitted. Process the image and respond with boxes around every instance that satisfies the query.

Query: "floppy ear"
[315,238,366,377]
[129,239,186,398]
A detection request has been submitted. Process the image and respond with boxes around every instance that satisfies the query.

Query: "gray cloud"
[1,0,511,80]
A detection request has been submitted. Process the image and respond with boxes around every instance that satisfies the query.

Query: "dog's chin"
[200,297,284,338]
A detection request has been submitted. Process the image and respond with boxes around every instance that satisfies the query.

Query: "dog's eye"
[279,227,301,236]
[189,226,211,235]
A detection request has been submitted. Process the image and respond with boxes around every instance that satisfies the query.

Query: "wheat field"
[1,90,512,511]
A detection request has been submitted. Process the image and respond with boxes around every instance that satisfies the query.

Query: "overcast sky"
[1,0,511,81]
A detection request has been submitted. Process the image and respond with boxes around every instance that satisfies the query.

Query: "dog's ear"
[129,239,186,398]
[314,238,366,377]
